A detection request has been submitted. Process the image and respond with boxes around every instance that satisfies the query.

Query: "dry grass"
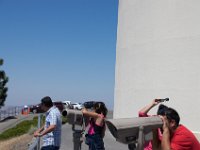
[0,134,33,150]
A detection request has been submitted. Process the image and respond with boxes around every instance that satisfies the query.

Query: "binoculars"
[62,109,163,145]
[62,109,91,128]
[105,116,163,145]
[62,109,164,150]
[62,109,85,126]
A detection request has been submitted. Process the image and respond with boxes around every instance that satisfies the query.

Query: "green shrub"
[62,116,68,124]
[0,115,43,141]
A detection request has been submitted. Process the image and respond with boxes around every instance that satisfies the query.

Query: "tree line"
[0,58,9,108]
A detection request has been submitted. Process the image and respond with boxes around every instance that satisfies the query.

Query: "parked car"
[62,101,73,109]
[83,101,96,109]
[30,103,44,113]
[63,101,71,105]
[53,101,64,112]
[30,101,64,113]
[71,103,83,110]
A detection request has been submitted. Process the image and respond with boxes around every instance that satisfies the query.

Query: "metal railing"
[28,137,40,150]
[0,106,22,121]
[28,114,41,150]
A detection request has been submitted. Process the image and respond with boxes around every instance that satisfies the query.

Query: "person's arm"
[139,99,160,116]
[39,125,56,137]
[34,125,45,137]
[34,111,60,137]
[161,116,171,150]
[82,108,99,119]
[82,108,104,126]
[34,122,58,137]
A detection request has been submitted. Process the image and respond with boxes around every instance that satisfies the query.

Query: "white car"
[63,101,71,105]
[71,103,83,110]
[62,101,73,109]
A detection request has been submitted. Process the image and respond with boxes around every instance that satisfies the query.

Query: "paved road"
[60,123,128,150]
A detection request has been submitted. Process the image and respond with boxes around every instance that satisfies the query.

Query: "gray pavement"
[59,123,128,150]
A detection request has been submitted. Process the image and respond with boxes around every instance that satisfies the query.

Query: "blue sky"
[0,0,118,109]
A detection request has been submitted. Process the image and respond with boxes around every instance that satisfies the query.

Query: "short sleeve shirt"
[43,106,62,147]
[170,125,200,150]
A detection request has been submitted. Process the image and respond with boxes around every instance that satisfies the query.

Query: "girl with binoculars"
[82,102,108,150]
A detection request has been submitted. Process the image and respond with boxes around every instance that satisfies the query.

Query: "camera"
[155,98,169,102]
[105,116,163,145]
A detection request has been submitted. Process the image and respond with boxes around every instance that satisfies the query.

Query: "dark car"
[53,101,64,112]
[30,101,64,113]
[83,101,96,109]
[30,103,44,113]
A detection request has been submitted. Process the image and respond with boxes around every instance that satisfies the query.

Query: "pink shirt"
[88,114,104,135]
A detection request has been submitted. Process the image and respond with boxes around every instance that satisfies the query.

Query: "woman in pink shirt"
[138,99,168,150]
[82,102,108,150]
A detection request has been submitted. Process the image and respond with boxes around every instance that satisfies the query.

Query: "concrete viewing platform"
[0,113,199,150]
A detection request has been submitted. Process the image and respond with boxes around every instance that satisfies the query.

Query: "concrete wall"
[194,132,200,142]
[114,0,200,132]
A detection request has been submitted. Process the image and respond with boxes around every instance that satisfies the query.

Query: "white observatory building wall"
[114,0,200,132]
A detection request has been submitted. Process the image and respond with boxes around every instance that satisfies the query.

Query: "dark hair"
[157,104,168,116]
[41,96,53,108]
[94,102,108,117]
[165,107,180,126]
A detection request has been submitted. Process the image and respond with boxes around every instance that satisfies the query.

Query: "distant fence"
[0,106,23,121]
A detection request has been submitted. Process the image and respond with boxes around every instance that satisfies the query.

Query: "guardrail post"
[28,114,43,150]
[14,107,16,116]
[137,126,144,150]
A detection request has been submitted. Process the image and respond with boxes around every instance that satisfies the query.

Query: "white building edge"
[114,0,200,138]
